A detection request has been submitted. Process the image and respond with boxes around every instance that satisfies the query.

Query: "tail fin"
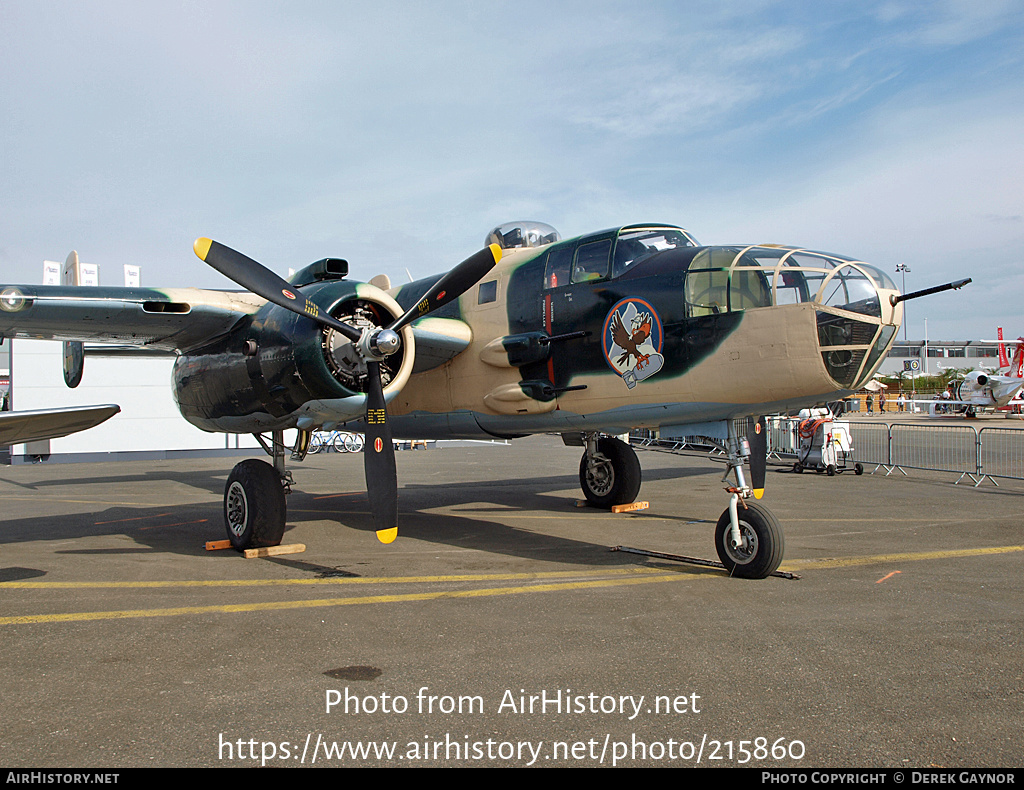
[997,327,1009,368]
[1012,338,1024,379]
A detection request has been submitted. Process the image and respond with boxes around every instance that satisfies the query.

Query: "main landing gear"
[579,435,641,508]
[577,425,783,579]
[223,429,303,550]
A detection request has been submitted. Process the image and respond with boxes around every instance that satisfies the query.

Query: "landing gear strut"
[715,423,784,578]
[579,434,642,508]
[223,429,298,550]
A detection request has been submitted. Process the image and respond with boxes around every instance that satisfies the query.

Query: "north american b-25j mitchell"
[0,221,969,578]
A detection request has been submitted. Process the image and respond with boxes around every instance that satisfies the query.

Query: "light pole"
[895,263,911,341]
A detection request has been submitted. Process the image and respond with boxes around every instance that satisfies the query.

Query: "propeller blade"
[194,238,361,342]
[363,360,398,543]
[748,416,767,499]
[360,243,499,544]
[388,244,501,333]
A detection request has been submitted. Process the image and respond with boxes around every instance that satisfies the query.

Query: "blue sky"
[2,0,1022,341]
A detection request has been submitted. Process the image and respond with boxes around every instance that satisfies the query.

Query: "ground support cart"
[793,408,863,476]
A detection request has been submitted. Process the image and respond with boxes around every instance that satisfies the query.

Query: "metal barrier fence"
[636,419,1024,486]
[846,423,890,468]
[780,420,1024,486]
[889,424,978,478]
[977,427,1024,482]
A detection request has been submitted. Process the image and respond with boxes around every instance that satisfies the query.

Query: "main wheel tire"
[579,437,642,508]
[714,501,784,579]
[224,459,287,550]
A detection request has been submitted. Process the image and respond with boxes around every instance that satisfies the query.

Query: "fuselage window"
[612,228,695,277]
[478,280,497,304]
[685,268,730,316]
[572,240,612,283]
[775,268,813,305]
[544,246,574,289]
[730,269,772,310]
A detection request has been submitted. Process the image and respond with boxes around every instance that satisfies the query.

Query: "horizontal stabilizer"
[0,405,121,446]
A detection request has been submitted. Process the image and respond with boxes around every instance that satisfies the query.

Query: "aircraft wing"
[0,405,120,446]
[0,285,263,352]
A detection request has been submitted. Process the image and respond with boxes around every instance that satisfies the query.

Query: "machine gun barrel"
[890,278,971,305]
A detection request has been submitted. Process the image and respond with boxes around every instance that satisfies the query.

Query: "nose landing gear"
[577,421,784,580]
[715,499,783,578]
[714,420,783,578]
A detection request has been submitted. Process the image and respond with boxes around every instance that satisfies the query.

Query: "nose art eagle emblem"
[602,298,664,389]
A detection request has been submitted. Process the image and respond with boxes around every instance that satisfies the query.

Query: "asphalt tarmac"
[1,433,1022,768]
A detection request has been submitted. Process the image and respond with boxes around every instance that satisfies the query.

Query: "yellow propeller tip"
[376,527,398,544]
[193,237,213,261]
[753,488,764,500]
[488,243,503,263]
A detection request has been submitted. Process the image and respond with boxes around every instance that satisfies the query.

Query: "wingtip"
[193,237,213,261]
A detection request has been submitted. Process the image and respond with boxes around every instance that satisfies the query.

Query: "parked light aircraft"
[934,330,1024,415]
[0,222,968,577]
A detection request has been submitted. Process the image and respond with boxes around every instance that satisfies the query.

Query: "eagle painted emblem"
[602,298,664,389]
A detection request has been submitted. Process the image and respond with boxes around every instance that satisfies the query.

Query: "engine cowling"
[172,280,414,433]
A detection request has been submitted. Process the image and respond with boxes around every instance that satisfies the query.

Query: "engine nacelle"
[172,280,414,433]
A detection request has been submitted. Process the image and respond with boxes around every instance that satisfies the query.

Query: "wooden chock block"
[205,540,233,551]
[611,501,649,514]
[242,543,306,559]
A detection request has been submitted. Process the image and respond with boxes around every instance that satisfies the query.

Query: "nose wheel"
[714,500,783,578]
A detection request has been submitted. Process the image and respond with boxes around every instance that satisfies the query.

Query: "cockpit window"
[572,239,612,283]
[544,245,573,289]
[819,265,881,317]
[684,247,772,315]
[685,267,730,315]
[612,227,697,277]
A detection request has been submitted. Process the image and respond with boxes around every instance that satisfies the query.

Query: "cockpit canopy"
[541,224,700,288]
[486,222,561,251]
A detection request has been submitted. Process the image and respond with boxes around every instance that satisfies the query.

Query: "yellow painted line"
[287,508,658,520]
[4,545,1021,626]
[780,544,1024,571]
[0,566,667,589]
[0,573,687,626]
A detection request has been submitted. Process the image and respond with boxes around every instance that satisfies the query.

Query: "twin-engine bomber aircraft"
[0,222,966,578]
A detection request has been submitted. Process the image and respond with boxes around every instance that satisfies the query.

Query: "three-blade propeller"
[194,237,501,543]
